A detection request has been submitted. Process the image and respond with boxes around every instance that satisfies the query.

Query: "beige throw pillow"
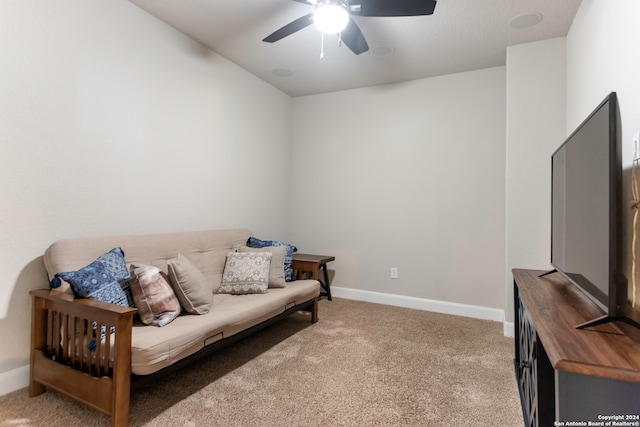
[167,254,213,315]
[237,245,286,288]
[218,252,272,294]
[130,263,181,327]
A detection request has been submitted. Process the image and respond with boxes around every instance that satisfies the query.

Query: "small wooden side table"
[291,253,335,300]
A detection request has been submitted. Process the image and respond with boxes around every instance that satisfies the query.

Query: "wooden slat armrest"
[30,289,137,324]
[30,289,137,426]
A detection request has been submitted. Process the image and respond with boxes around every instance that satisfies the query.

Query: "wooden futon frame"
[29,260,319,427]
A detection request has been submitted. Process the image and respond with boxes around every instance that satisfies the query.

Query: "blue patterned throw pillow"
[94,247,130,281]
[49,247,130,307]
[247,237,297,282]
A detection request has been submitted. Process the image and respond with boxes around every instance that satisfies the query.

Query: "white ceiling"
[129,0,582,97]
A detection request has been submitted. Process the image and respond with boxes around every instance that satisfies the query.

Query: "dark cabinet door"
[515,285,555,427]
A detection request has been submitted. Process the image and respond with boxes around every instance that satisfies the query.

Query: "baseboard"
[503,321,515,338]
[331,286,508,331]
[0,365,29,397]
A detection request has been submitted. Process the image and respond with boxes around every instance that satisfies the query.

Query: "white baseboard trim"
[503,321,515,338]
[0,365,29,396]
[331,286,508,331]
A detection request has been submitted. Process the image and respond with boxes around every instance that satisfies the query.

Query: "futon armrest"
[30,289,137,424]
[30,288,137,369]
[30,288,138,324]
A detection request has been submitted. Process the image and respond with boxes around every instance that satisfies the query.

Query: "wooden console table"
[513,269,640,426]
[291,253,335,300]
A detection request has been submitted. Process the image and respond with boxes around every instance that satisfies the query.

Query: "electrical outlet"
[390,267,398,279]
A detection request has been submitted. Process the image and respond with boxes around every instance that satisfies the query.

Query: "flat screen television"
[548,91,640,329]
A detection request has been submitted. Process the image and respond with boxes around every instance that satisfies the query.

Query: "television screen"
[551,92,621,317]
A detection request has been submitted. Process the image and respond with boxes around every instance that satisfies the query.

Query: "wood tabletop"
[513,268,640,383]
[292,253,335,263]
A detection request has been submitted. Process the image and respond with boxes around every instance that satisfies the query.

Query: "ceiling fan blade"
[341,18,369,55]
[291,0,314,4]
[350,0,437,17]
[263,13,314,43]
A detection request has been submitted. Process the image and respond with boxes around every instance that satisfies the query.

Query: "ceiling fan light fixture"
[314,1,349,34]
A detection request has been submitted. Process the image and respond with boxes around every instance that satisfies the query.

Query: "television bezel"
[549,91,632,328]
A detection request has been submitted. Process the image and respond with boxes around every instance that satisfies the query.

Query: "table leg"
[320,264,332,301]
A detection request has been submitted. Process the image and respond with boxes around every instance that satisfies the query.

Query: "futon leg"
[29,380,45,397]
[111,402,129,427]
[311,297,318,323]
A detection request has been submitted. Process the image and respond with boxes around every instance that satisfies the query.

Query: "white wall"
[504,38,567,322]
[0,0,291,384]
[289,68,507,311]
[567,0,640,313]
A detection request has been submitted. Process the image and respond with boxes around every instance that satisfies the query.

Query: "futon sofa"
[29,228,320,426]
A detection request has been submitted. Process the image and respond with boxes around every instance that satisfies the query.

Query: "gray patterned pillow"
[237,245,286,288]
[218,252,272,294]
[246,237,297,282]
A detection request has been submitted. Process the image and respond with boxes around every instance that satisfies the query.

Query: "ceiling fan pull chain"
[320,32,325,59]
[338,31,342,47]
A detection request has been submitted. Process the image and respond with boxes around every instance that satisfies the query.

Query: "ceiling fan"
[263,0,437,55]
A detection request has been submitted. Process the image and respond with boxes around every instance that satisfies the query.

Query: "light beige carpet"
[0,298,523,426]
